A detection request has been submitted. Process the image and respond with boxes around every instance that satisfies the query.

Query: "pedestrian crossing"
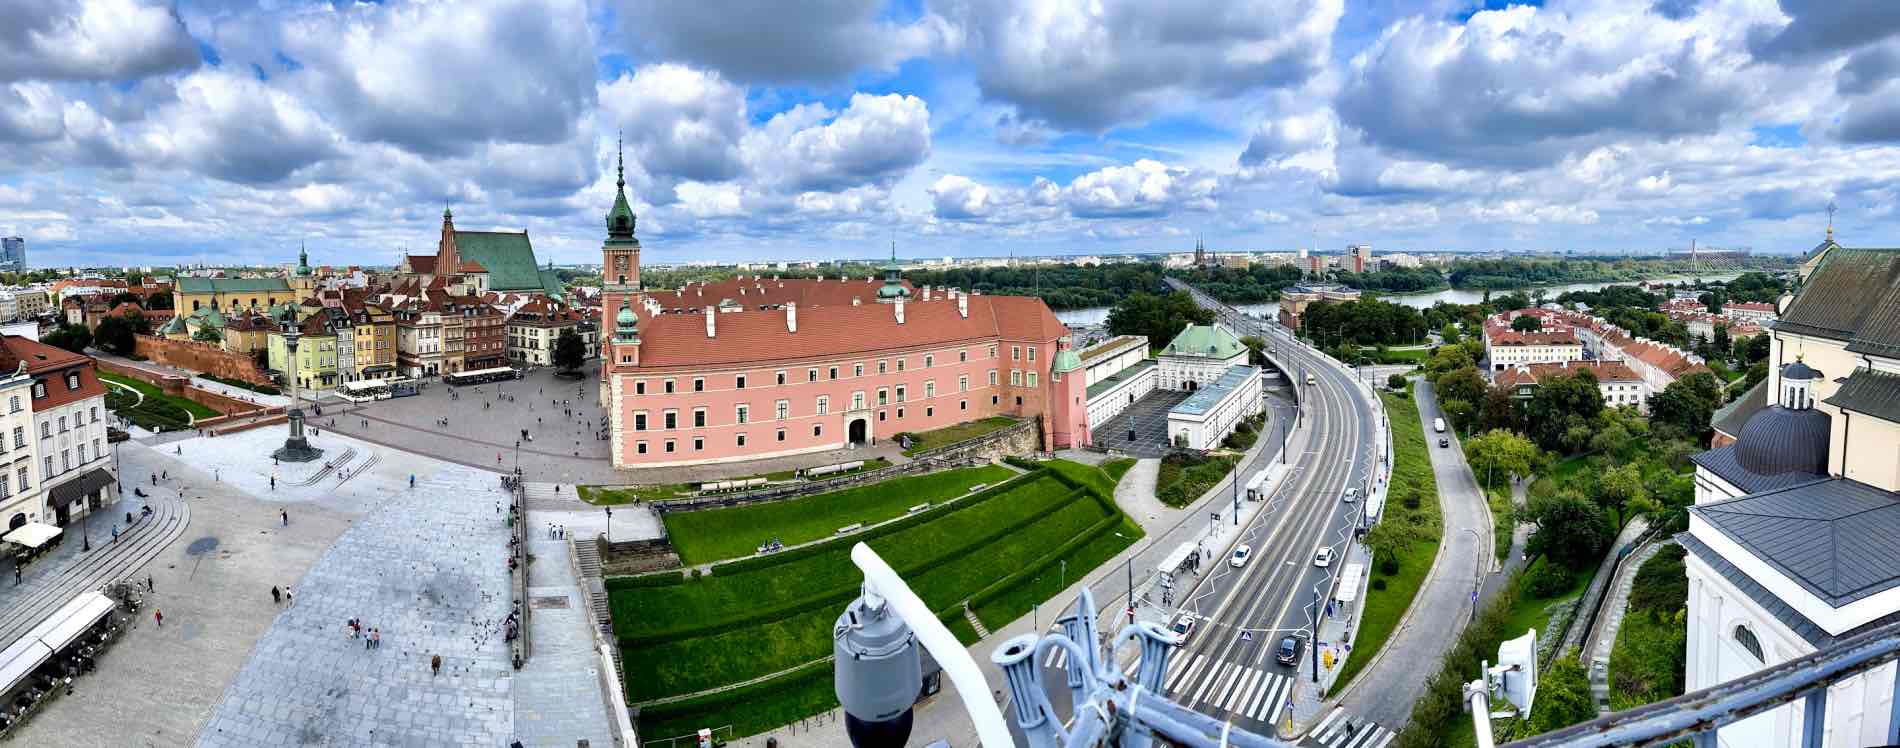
[1139,652,1298,726]
[1303,707,1395,748]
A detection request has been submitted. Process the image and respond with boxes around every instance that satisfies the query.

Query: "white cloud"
[607,0,958,84]
[742,93,933,193]
[928,174,996,219]
[939,0,1343,131]
[0,0,199,83]
[599,65,748,187]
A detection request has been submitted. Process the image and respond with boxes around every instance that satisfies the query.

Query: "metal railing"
[1489,616,1900,748]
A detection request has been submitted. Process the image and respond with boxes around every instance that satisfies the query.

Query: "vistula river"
[1053,273,1742,327]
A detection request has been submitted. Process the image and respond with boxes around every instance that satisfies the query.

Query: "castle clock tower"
[603,137,641,290]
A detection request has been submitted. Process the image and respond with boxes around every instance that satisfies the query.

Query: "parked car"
[1342,487,1358,503]
[1230,545,1252,568]
[1314,547,1334,567]
[1276,635,1303,666]
[1439,437,1450,448]
[1168,612,1197,646]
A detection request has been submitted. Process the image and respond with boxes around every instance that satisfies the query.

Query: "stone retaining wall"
[131,335,272,385]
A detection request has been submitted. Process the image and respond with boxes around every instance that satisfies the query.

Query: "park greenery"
[1332,265,1449,293]
[1610,544,1689,710]
[1154,451,1239,507]
[910,262,1171,310]
[1167,263,1305,303]
[552,328,585,373]
[610,460,1142,738]
[1295,297,1432,350]
[42,323,92,354]
[101,371,218,432]
[1446,257,1714,289]
[1105,290,1214,350]
[1330,387,1442,695]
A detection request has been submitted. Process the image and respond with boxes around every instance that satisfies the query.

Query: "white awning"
[2,522,62,549]
[20,592,114,652]
[1335,563,1366,604]
[0,639,51,693]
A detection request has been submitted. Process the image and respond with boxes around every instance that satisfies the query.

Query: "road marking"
[1259,672,1292,722]
[1166,653,1204,693]
[1312,707,1344,737]
[1190,662,1227,705]
[1223,668,1259,712]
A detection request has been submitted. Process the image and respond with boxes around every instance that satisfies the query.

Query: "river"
[1053,273,1741,327]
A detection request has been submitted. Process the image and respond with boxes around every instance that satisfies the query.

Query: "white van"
[1433,417,1447,433]
[1305,373,1317,385]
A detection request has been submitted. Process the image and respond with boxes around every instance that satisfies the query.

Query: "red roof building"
[0,335,118,526]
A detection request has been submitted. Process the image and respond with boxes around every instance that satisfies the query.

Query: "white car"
[1230,544,1253,568]
[1313,547,1334,567]
[1342,487,1359,503]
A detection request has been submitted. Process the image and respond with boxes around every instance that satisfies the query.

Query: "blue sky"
[5,0,1900,268]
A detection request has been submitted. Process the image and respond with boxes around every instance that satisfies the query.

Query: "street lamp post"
[1310,586,1321,683]
[1231,462,1239,524]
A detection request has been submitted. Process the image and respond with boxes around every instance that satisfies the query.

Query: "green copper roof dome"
[296,244,312,276]
[877,244,909,300]
[614,301,638,342]
[1052,348,1083,374]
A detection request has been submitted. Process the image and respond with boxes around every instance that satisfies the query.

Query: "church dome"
[1782,358,1821,381]
[1732,405,1831,476]
[615,304,637,328]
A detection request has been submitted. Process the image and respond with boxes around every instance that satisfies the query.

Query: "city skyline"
[4,1,1897,267]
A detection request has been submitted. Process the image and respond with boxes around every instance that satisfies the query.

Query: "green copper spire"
[877,240,909,300]
[606,132,638,245]
[296,241,312,276]
[614,300,639,342]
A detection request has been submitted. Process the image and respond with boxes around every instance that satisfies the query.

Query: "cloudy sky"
[3,0,1898,268]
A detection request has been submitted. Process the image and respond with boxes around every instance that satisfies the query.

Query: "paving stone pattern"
[199,465,517,747]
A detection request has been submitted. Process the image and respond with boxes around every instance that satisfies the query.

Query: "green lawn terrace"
[612,458,1143,739]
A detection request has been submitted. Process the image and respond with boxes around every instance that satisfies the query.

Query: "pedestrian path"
[1302,707,1396,748]
[0,493,188,646]
[1151,652,1298,728]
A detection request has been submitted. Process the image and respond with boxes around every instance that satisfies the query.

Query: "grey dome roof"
[1782,359,1822,381]
[1733,405,1831,476]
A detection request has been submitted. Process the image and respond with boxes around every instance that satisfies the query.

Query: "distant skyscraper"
[0,237,22,273]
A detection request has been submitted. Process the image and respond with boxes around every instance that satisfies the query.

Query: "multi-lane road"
[1146,279,1386,740]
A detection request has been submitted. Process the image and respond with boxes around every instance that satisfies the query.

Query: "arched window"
[1733,624,1764,662]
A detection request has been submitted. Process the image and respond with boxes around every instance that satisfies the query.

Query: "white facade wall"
[1083,339,1148,388]
[1485,339,1584,370]
[1166,367,1263,449]
[1085,363,1157,428]
[1159,351,1248,391]
[33,390,114,522]
[0,375,40,527]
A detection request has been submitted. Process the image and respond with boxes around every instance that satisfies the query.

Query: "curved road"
[1155,279,1382,736]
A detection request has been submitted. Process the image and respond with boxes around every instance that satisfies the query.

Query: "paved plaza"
[9,423,619,746]
[1093,389,1193,457]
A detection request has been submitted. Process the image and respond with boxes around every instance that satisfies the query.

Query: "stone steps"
[964,603,991,639]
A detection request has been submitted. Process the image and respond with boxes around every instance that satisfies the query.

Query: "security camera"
[835,592,921,748]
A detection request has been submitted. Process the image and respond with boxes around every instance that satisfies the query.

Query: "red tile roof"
[0,336,107,410]
[619,294,1067,370]
[1495,360,1642,389]
[642,275,912,311]
[405,254,437,275]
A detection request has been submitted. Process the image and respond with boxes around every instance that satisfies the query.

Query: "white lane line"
[1258,673,1291,723]
[1243,672,1275,721]
[1166,653,1204,693]
[1367,731,1396,748]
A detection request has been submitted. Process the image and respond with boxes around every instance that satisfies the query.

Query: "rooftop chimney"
[852,297,861,306]
[895,297,905,324]
[705,305,716,337]
[786,302,797,333]
[958,293,968,318]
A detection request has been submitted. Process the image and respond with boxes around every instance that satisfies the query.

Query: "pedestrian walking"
[154,609,163,627]
[281,508,289,527]
[286,588,294,606]
[430,654,441,676]
[371,628,381,650]
[147,575,154,593]
[12,567,19,586]
[111,525,119,543]
[271,586,281,605]
[270,476,275,490]
[365,628,374,650]
[151,474,157,486]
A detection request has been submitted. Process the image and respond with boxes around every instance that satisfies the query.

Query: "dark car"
[1438,437,1450,448]
[1276,635,1303,666]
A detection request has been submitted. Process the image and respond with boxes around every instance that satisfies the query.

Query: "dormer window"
[66,371,79,390]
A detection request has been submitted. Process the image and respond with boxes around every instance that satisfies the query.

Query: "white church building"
[1684,238,1900,748]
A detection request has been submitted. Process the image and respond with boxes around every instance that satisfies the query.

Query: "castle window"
[1733,625,1764,662]
[776,371,786,386]
[693,409,707,428]
[924,354,934,368]
[736,375,747,389]
[664,379,675,394]
[959,350,967,363]
[854,363,864,377]
[878,388,888,406]
[776,400,789,420]
[694,378,704,392]
[809,368,818,383]
[776,429,786,442]
[878,360,888,374]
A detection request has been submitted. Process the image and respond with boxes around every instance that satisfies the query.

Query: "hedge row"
[706,469,1045,576]
[966,509,1120,611]
[604,569,688,590]
[636,657,832,725]
[617,483,1087,648]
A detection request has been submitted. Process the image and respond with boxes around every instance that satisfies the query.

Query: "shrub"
[1402,489,1422,510]
[1378,557,1400,576]
[1525,562,1575,599]
[1371,578,1387,591]
[1388,373,1408,390]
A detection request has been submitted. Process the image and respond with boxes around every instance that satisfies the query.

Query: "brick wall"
[98,358,270,417]
[131,335,272,386]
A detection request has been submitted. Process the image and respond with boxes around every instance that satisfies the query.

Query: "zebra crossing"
[1302,707,1395,748]
[1035,644,1301,729]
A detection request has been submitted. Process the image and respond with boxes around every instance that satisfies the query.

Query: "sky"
[4,0,1900,268]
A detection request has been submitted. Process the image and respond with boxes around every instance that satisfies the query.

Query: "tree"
[1596,464,1648,526]
[1465,429,1538,488]
[1435,366,1488,427]
[94,315,137,355]
[553,328,586,372]
[108,291,142,308]
[1440,398,1475,430]
[1649,372,1723,443]
[1526,489,1614,569]
[193,326,223,344]
[145,292,173,310]
[1527,659,1599,734]
[1712,324,1732,360]
[1425,345,1474,380]
[1106,291,1214,346]
[1363,518,1423,563]
[1239,335,1267,365]
[1387,373,1409,390]
[1511,315,1544,332]
[1438,323,1462,346]
[1526,369,1604,453]
[1478,385,1521,433]
[43,324,92,354]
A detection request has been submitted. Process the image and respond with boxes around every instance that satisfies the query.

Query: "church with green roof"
[397,207,563,297]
